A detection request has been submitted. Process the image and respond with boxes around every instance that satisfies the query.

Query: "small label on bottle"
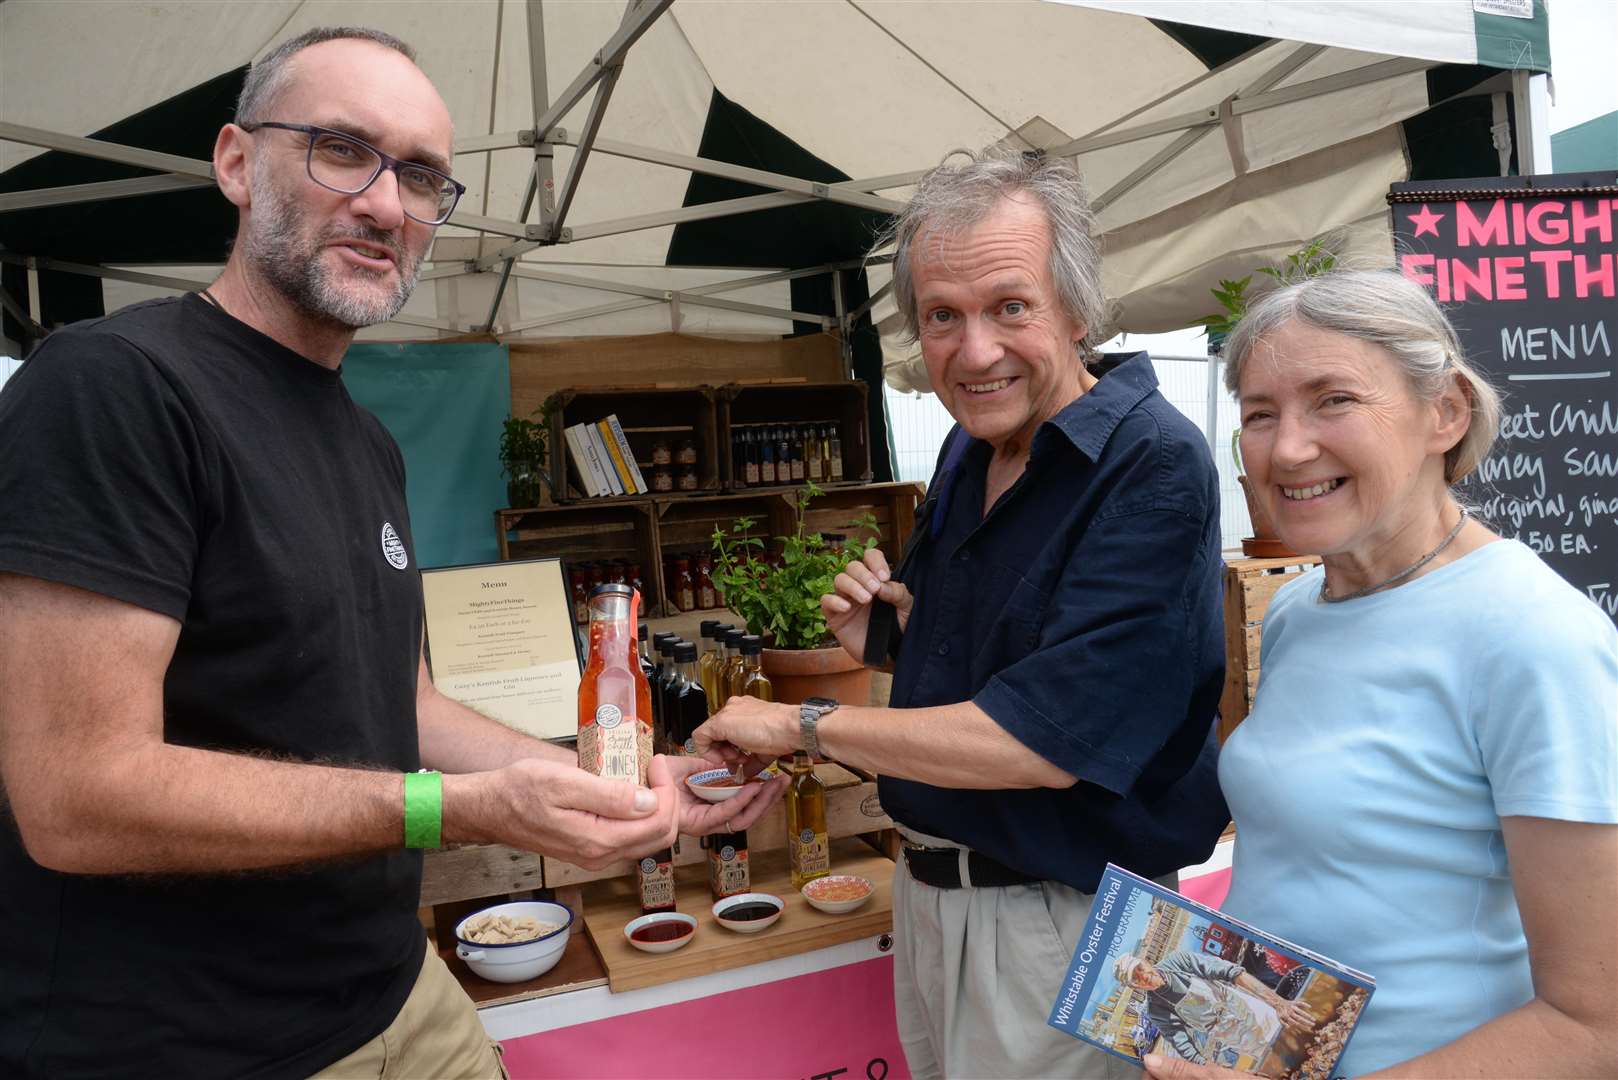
[830,452,843,480]
[761,460,776,484]
[710,846,751,899]
[791,458,805,481]
[745,462,760,484]
[791,830,830,878]
[639,854,675,912]
[683,737,697,755]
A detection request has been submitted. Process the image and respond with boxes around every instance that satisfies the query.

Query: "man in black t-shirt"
[0,27,780,1080]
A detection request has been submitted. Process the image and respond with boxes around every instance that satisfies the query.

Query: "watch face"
[803,696,838,712]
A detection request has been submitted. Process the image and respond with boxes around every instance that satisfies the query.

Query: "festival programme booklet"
[1048,864,1374,1079]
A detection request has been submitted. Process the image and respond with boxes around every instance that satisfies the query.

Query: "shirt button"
[957,549,970,562]
[937,642,951,656]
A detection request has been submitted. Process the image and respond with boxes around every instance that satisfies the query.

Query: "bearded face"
[241,153,427,330]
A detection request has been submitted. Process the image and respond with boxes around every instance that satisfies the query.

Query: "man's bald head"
[236,27,418,128]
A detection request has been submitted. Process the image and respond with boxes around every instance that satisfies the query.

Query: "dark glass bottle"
[744,428,761,486]
[672,640,708,756]
[790,426,806,482]
[657,639,687,755]
[775,427,792,483]
[760,426,777,484]
[637,847,676,914]
[732,429,747,488]
[708,828,751,900]
[637,622,656,683]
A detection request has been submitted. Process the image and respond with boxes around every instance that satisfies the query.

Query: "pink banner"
[1180,866,1231,909]
[501,956,910,1080]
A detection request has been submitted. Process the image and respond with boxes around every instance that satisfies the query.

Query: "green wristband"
[403,770,442,849]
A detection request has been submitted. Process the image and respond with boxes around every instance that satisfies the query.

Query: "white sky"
[1547,0,1618,132]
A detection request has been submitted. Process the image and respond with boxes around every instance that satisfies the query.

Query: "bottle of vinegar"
[786,751,830,888]
[672,640,708,755]
[578,584,652,785]
[736,634,773,701]
[721,628,748,704]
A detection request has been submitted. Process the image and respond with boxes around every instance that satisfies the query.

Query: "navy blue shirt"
[881,354,1229,893]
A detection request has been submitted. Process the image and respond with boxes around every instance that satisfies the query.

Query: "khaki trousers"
[312,946,507,1080]
[891,826,1160,1080]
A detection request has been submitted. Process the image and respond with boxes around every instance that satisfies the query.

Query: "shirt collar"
[1038,352,1158,462]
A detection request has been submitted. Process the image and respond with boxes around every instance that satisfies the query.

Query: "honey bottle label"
[583,703,644,782]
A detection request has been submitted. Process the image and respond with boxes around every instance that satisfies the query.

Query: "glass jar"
[677,464,698,491]
[651,440,672,467]
[676,439,697,466]
[695,556,716,609]
[673,558,696,612]
[652,465,674,492]
[626,562,644,597]
[569,570,589,624]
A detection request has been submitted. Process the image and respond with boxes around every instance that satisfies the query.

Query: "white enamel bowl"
[801,874,874,914]
[624,911,697,953]
[454,900,573,983]
[712,892,784,933]
[685,767,747,803]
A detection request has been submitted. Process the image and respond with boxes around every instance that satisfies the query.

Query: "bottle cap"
[638,622,649,641]
[741,634,764,656]
[725,628,747,647]
[674,641,698,662]
[589,582,633,599]
[699,619,721,639]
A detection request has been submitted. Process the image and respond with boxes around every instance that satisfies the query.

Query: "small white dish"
[801,874,874,914]
[712,892,784,933]
[685,767,749,803]
[624,911,697,953]
[454,900,573,983]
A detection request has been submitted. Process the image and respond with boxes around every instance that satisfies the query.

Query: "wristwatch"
[799,696,838,757]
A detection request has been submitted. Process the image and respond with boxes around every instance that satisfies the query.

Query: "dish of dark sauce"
[718,901,780,922]
[630,921,693,943]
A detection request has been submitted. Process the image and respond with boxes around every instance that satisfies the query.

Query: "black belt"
[902,845,1039,889]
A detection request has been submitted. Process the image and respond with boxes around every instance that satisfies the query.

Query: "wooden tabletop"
[582,838,895,993]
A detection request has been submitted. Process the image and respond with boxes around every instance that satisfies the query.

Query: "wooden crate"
[1219,554,1321,742]
[493,501,664,618]
[652,492,778,617]
[548,387,721,502]
[719,382,871,488]
[541,761,892,889]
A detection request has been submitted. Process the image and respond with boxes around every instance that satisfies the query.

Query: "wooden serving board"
[582,839,894,993]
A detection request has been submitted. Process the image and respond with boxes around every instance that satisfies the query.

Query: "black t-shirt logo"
[380,522,409,570]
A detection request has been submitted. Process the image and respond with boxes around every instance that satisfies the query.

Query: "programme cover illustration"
[1048,865,1374,1080]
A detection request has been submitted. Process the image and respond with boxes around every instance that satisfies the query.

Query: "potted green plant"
[498,408,550,509]
[710,482,880,704]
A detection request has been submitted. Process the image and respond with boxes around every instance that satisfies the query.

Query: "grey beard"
[244,179,423,330]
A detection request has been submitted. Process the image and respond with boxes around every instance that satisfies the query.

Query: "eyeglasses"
[241,121,465,226]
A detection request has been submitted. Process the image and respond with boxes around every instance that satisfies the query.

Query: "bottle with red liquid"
[577,584,653,784]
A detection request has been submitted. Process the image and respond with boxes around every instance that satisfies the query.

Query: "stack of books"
[563,414,648,497]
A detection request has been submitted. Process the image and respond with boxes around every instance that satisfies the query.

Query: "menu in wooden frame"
[421,558,584,740]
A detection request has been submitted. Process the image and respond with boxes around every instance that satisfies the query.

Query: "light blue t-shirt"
[1219,540,1618,1077]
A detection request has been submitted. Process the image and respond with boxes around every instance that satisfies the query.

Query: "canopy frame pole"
[846,279,891,324]
[0,253,209,293]
[1511,71,1552,175]
[530,0,673,141]
[553,133,904,214]
[506,264,827,324]
[833,269,853,380]
[483,0,556,332]
[0,122,214,179]
[0,283,46,342]
[0,174,214,213]
[1093,41,1326,213]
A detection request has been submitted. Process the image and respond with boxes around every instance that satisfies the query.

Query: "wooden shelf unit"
[494,483,924,621]
[1219,554,1321,742]
[547,386,721,501]
[719,381,872,488]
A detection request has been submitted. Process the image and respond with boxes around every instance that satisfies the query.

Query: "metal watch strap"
[799,697,837,756]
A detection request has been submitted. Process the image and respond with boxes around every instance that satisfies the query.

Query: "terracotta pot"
[761,644,872,706]
[1238,475,1296,558]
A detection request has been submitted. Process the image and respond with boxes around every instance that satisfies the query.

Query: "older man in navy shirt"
[695,146,1227,1078]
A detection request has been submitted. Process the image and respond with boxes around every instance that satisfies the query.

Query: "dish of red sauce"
[629,921,694,943]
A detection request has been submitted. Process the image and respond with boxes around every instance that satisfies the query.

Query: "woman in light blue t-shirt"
[1144,271,1617,1080]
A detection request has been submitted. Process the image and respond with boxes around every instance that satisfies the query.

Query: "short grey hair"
[236,27,418,127]
[875,145,1105,348]
[1223,269,1502,485]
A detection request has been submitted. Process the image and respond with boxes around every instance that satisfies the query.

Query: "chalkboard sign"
[1391,171,1618,627]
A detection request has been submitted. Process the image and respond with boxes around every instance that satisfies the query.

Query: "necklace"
[1319,508,1470,604]
[197,289,222,310]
